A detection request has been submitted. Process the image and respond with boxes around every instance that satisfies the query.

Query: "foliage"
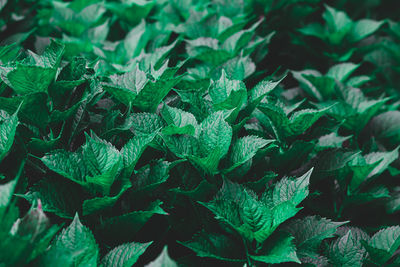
[1,0,400,266]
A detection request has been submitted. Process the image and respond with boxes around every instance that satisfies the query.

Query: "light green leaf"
[326,63,359,82]
[199,111,232,158]
[47,214,99,267]
[365,226,400,264]
[250,232,300,264]
[145,246,178,267]
[101,241,152,267]
[0,109,18,162]
[349,19,385,42]
[226,136,274,172]
[161,104,198,136]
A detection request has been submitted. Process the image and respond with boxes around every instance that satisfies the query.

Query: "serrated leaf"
[199,111,232,158]
[328,230,366,267]
[101,241,152,267]
[0,109,18,162]
[46,213,98,267]
[286,216,347,255]
[161,104,198,136]
[226,135,273,172]
[121,133,157,176]
[365,226,400,264]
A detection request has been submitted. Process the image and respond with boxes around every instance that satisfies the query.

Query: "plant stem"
[242,237,253,267]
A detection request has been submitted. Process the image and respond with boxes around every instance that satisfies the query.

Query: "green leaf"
[161,104,198,136]
[326,63,360,82]
[0,177,18,208]
[128,112,164,136]
[0,92,49,128]
[364,147,399,178]
[178,231,245,262]
[322,5,353,43]
[250,232,300,264]
[289,106,332,136]
[328,230,366,267]
[199,111,232,158]
[83,133,122,195]
[226,135,274,172]
[286,216,347,256]
[99,201,167,242]
[316,132,351,151]
[145,246,178,267]
[45,213,99,267]
[132,160,171,192]
[106,0,154,26]
[41,148,87,186]
[364,226,400,264]
[20,178,83,219]
[301,74,336,100]
[101,242,152,267]
[132,65,182,112]
[0,40,64,94]
[0,109,18,162]
[121,133,157,176]
[349,19,385,42]
[200,180,273,243]
[370,111,400,144]
[103,65,148,106]
[210,69,247,113]
[42,133,122,195]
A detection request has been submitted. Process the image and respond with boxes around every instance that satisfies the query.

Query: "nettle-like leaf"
[51,0,106,37]
[286,216,347,258]
[225,135,274,173]
[349,147,399,192]
[103,62,182,111]
[0,40,64,95]
[161,104,198,136]
[41,132,122,196]
[105,0,154,26]
[293,62,361,101]
[209,69,247,120]
[300,5,384,45]
[363,226,400,265]
[200,169,312,245]
[315,86,389,131]
[164,110,233,174]
[100,241,152,267]
[258,103,332,139]
[41,213,98,267]
[0,108,18,162]
[185,19,267,67]
[327,230,367,267]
